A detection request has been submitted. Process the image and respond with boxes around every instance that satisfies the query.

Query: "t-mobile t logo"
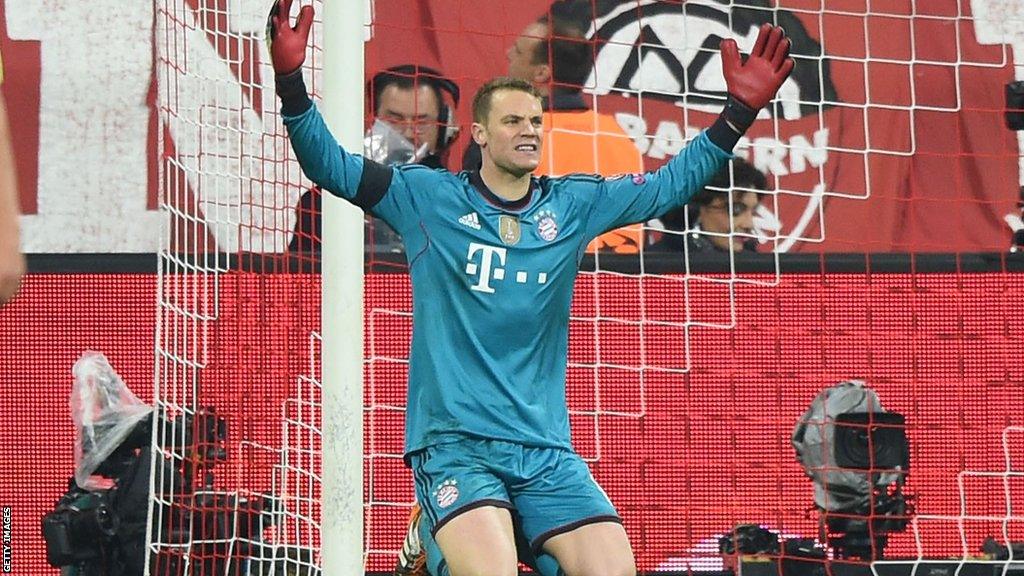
[465,243,507,293]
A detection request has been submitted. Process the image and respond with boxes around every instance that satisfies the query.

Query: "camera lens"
[94,505,117,537]
[70,503,119,544]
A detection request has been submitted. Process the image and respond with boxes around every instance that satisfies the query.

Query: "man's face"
[698,190,760,252]
[375,83,442,154]
[472,89,544,178]
[506,21,548,88]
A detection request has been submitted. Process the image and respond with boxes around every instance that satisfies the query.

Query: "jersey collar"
[469,170,538,213]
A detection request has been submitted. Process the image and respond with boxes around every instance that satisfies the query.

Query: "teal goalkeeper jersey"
[284,104,731,456]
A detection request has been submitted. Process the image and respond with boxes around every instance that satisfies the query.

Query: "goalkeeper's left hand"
[266,0,313,76]
[718,23,795,133]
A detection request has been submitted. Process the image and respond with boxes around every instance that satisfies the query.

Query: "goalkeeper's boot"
[394,503,427,575]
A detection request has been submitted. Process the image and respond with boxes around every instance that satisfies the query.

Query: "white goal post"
[320,0,365,573]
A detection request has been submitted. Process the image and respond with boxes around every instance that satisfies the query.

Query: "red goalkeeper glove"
[266,0,313,76]
[718,23,795,133]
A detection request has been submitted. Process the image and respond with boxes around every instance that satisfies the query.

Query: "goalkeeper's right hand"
[716,23,794,136]
[266,0,313,76]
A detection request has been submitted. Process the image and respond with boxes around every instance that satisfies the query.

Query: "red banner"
[1,0,1021,251]
[367,0,1023,252]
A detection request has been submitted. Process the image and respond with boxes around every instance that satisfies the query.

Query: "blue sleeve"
[582,131,732,238]
[282,103,419,234]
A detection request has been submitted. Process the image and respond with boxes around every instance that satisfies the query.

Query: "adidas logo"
[458,212,481,230]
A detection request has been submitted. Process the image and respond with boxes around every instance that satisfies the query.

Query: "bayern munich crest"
[433,479,459,508]
[533,210,559,242]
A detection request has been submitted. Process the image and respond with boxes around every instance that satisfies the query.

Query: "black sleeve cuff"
[354,158,393,211]
[722,95,758,132]
[707,96,758,152]
[276,69,313,117]
[707,115,742,152]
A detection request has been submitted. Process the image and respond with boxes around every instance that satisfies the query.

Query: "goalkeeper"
[268,1,793,574]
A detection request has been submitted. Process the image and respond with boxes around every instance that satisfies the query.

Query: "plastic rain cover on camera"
[71,351,153,490]
[791,379,902,513]
[364,119,426,166]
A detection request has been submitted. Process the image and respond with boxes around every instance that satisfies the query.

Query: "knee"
[449,565,518,576]
[445,550,518,576]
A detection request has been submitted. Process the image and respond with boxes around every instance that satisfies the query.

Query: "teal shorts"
[409,437,621,576]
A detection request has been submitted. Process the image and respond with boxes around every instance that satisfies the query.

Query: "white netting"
[363,1,1022,571]
[150,0,1024,573]
[873,426,1024,574]
[150,0,325,573]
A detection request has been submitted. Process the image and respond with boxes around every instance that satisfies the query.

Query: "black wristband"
[721,94,758,133]
[707,115,740,152]
[706,95,759,152]
[276,69,313,117]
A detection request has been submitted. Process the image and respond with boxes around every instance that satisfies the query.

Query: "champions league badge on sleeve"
[533,210,559,242]
[433,479,460,509]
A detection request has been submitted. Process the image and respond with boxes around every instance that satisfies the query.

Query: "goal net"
[148,0,1024,574]
[364,0,1024,571]
[150,0,329,573]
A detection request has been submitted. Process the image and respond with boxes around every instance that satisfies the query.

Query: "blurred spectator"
[366,65,461,170]
[463,7,647,253]
[0,49,25,305]
[289,65,461,253]
[650,157,767,254]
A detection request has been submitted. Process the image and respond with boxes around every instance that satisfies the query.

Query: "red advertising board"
[1,266,1021,572]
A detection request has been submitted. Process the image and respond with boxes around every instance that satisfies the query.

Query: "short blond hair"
[471,77,541,124]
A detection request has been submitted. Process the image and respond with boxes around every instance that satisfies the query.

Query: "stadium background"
[2,0,1021,253]
[0,0,1023,574]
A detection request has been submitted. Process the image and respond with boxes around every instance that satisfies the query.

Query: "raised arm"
[268,0,397,214]
[584,24,794,237]
[715,23,796,149]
